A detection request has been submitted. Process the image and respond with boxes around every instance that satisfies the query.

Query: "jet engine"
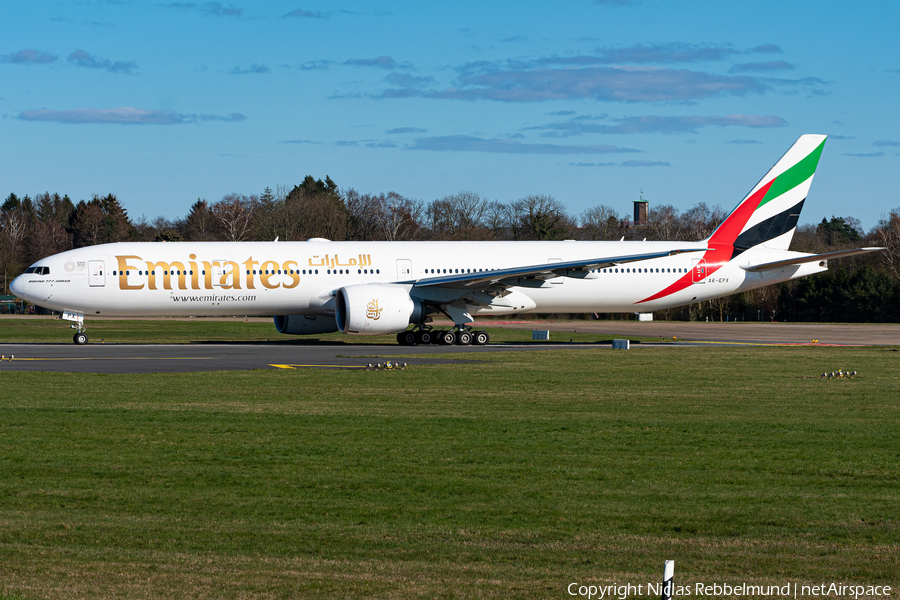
[335,284,423,335]
[273,314,339,335]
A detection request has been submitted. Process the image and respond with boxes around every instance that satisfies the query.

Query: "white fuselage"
[10,239,825,320]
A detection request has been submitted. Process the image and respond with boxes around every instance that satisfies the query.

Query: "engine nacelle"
[335,284,423,335]
[273,314,339,335]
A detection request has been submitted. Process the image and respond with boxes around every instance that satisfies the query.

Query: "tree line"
[3,174,900,321]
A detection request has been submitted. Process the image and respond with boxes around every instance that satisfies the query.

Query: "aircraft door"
[692,258,707,283]
[396,259,412,280]
[88,260,106,287]
[212,260,227,287]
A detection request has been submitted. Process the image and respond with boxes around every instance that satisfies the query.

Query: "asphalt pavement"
[1,322,895,374]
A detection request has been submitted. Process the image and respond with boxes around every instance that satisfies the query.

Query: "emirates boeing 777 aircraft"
[10,134,882,345]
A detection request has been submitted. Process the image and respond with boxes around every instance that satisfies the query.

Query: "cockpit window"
[23,266,50,275]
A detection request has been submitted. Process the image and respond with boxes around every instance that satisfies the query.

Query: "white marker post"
[661,560,674,600]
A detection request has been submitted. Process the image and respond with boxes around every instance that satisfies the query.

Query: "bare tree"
[345,189,382,241]
[873,209,900,279]
[789,223,826,254]
[27,220,72,262]
[579,204,620,240]
[374,192,423,241]
[426,191,493,240]
[212,194,255,242]
[0,209,28,256]
[681,202,725,240]
[345,190,423,241]
[647,204,680,241]
[484,201,512,239]
[510,194,574,240]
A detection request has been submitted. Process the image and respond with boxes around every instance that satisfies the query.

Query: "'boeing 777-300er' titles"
[9,134,883,345]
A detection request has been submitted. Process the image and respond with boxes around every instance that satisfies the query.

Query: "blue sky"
[2,0,898,230]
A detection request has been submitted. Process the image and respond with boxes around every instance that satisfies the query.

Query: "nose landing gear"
[61,310,88,345]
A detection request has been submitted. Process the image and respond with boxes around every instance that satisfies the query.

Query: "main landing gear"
[396,325,489,346]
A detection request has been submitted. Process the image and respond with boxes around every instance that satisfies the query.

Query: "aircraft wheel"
[397,330,417,346]
[73,332,88,345]
[439,330,456,345]
[416,330,433,345]
[457,330,473,345]
[474,330,489,345]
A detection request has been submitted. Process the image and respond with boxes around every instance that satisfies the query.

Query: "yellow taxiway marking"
[270,364,367,369]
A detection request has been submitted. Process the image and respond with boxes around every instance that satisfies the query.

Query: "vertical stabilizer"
[707,134,826,255]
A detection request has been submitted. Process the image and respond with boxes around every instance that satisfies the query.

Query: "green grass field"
[0,326,898,598]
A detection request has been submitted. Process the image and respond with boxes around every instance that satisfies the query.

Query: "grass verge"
[1,345,898,598]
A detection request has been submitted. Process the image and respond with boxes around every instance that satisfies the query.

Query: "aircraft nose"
[9,275,26,299]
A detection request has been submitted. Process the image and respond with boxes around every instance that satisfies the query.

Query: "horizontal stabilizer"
[740,248,884,272]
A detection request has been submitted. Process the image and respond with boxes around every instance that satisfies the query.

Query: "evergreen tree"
[817,216,861,246]
[71,199,106,247]
[98,193,134,242]
[2,193,20,212]
[185,199,219,241]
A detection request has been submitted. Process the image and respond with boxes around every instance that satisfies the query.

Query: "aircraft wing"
[740,247,885,272]
[407,248,702,290]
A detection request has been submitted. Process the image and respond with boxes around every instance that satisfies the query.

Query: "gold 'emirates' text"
[115,254,303,291]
